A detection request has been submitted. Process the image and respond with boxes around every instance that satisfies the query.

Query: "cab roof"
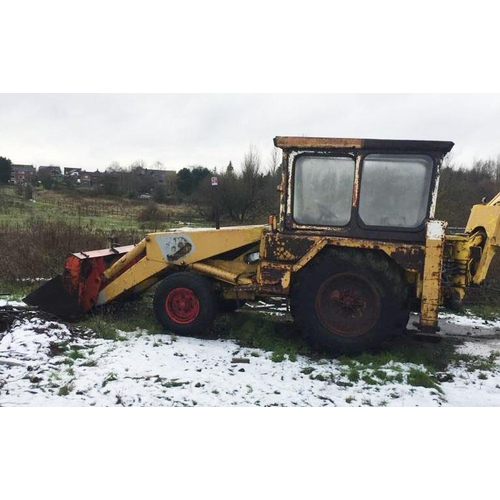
[273,136,455,154]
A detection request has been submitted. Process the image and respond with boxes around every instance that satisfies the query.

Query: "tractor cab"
[274,137,454,242]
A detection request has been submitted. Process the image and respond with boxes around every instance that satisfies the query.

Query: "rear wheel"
[291,249,409,354]
[153,273,216,336]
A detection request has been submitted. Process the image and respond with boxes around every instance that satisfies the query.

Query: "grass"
[0,184,200,231]
[0,281,35,298]
[461,278,500,319]
[67,349,85,360]
[464,304,500,322]
[406,368,443,393]
[449,351,500,372]
[58,383,74,396]
[80,293,163,340]
[214,311,312,362]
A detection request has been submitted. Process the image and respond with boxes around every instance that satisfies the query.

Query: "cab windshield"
[293,155,355,226]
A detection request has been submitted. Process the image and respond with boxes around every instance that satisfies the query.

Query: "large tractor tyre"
[153,273,217,337]
[218,299,239,314]
[291,249,409,354]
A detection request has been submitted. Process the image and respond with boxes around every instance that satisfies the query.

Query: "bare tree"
[129,159,147,171]
[267,147,281,177]
[242,144,261,180]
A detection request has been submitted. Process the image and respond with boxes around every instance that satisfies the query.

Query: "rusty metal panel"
[274,137,365,150]
[73,245,134,260]
[259,263,289,286]
[262,232,426,273]
[274,136,454,153]
[262,232,318,261]
[386,245,425,273]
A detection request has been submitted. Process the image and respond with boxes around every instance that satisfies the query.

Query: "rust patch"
[274,136,365,150]
[259,264,288,286]
[274,136,454,154]
[263,232,426,273]
[262,233,316,262]
[389,246,425,273]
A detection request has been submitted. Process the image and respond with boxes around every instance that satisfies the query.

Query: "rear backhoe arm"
[465,191,500,285]
[445,190,500,307]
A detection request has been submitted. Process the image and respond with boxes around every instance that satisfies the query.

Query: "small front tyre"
[153,273,217,336]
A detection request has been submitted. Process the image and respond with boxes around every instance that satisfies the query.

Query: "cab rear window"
[358,154,433,228]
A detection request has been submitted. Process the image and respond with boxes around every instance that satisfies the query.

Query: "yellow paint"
[97,258,167,305]
[147,225,266,264]
[465,204,500,284]
[103,239,147,280]
[96,226,264,305]
[419,237,445,331]
[190,261,255,285]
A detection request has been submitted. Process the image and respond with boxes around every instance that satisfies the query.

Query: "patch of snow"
[440,312,500,330]
[1,311,500,407]
[0,299,26,308]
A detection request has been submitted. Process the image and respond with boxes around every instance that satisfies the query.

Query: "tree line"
[435,156,500,227]
[98,146,282,223]
[3,149,500,227]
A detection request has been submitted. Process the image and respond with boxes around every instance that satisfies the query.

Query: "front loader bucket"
[23,244,136,322]
[23,275,83,321]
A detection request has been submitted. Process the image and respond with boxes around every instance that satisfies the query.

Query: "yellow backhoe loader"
[24,137,500,354]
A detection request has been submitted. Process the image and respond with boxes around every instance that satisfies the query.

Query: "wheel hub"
[316,272,381,336]
[165,287,200,325]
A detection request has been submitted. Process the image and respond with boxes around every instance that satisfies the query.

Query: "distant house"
[80,171,92,186]
[80,169,103,187]
[10,164,35,184]
[64,167,82,178]
[135,168,176,184]
[38,166,62,178]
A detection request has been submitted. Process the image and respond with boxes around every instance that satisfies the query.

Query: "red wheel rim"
[165,287,200,325]
[315,272,381,336]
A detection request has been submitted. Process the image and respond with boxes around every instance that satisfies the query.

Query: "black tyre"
[153,273,217,336]
[291,248,409,354]
[218,299,239,313]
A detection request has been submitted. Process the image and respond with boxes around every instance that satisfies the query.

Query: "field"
[0,184,202,231]
[0,185,209,284]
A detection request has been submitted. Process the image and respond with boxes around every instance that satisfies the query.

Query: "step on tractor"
[24,137,500,354]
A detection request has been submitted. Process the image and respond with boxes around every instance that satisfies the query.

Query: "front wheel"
[153,273,216,336]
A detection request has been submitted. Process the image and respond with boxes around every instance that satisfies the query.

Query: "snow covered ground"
[2,299,500,407]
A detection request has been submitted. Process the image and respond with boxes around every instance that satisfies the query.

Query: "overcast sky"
[1,94,499,172]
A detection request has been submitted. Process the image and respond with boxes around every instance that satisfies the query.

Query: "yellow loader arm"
[24,225,266,320]
[97,225,265,305]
